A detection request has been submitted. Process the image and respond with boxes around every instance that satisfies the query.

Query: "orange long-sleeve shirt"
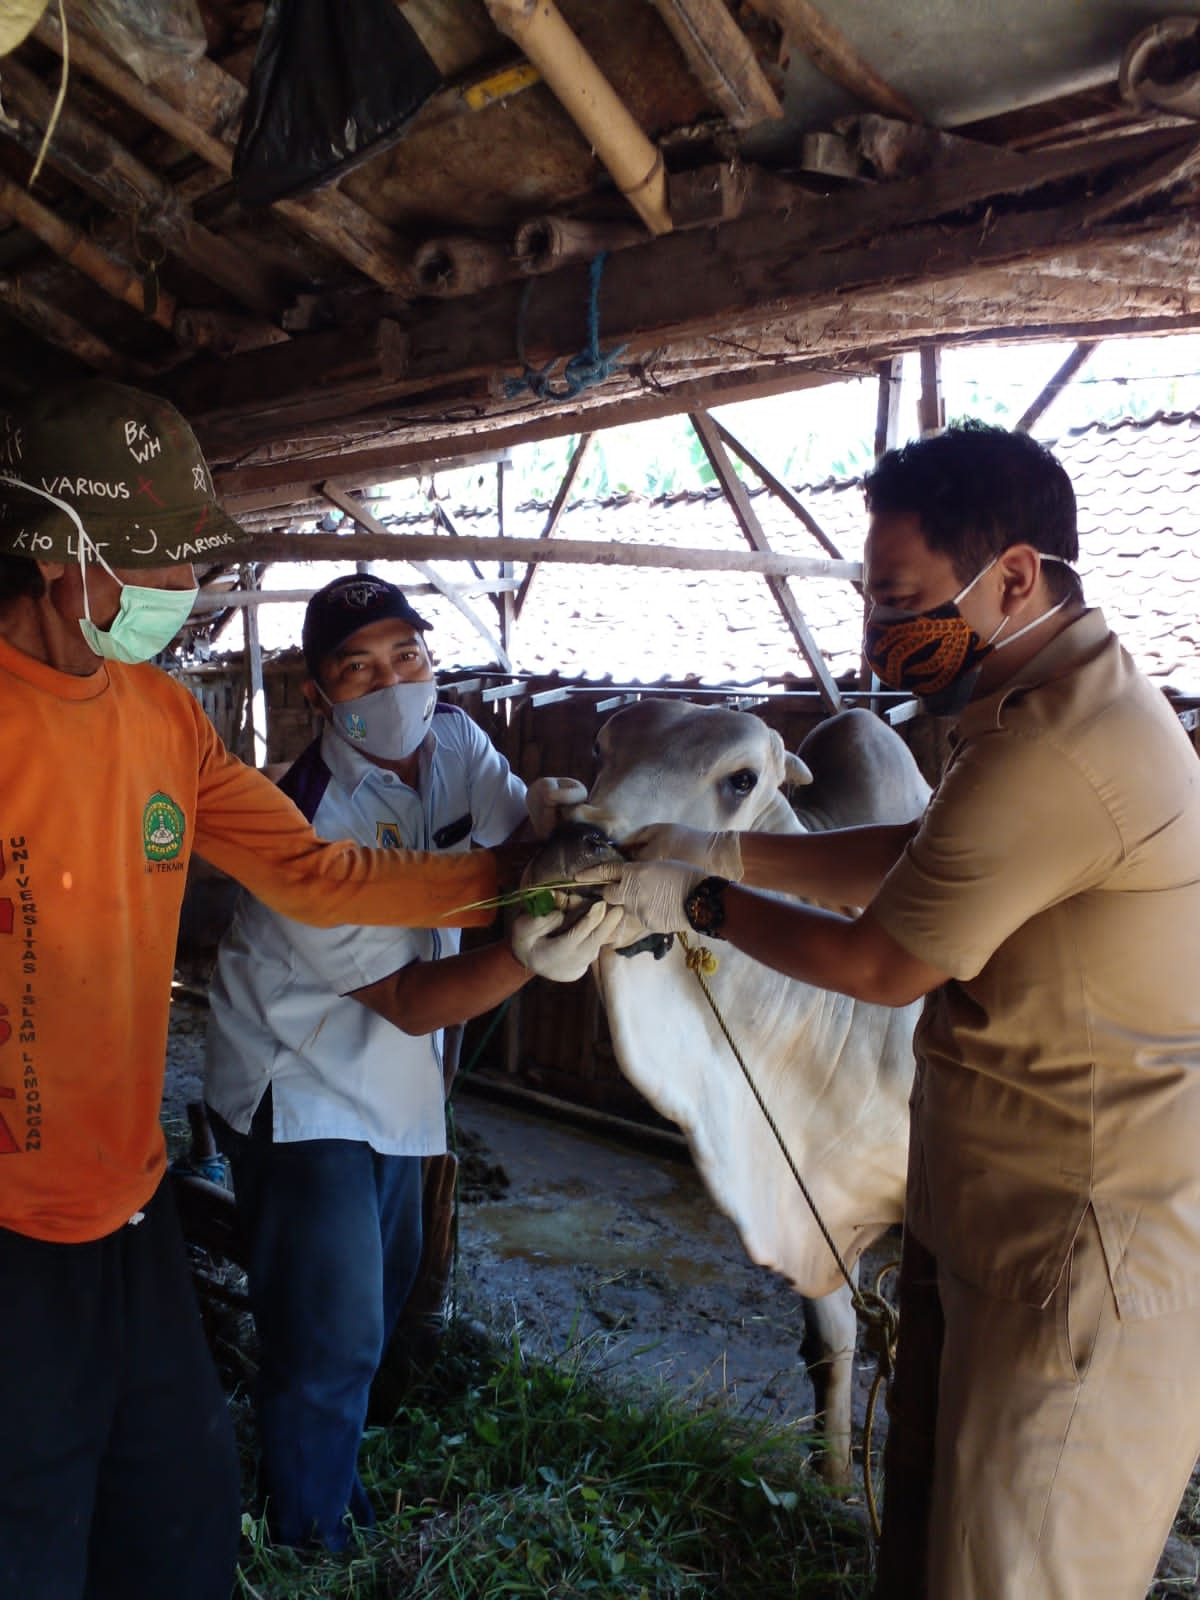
[0,636,498,1242]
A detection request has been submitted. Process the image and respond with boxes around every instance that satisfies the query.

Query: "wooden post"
[496,459,515,661]
[690,410,842,712]
[513,431,593,619]
[242,565,268,768]
[1015,343,1094,433]
[918,345,944,436]
[874,355,904,458]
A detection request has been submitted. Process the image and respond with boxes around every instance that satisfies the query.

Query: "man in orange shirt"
[0,379,615,1600]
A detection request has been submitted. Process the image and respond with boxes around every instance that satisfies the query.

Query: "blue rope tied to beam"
[503,252,628,403]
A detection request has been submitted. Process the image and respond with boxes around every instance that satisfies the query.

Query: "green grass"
[230,1319,872,1600]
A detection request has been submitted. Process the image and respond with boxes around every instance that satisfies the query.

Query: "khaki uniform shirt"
[872,609,1200,1319]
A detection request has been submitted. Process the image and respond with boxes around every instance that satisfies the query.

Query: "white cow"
[563,700,930,1483]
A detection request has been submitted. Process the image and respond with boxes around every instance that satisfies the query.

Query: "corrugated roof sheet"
[240,410,1200,690]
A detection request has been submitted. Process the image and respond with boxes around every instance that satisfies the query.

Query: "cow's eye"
[727,768,758,795]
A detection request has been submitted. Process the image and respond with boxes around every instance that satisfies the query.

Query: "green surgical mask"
[78,575,197,664]
[31,477,199,664]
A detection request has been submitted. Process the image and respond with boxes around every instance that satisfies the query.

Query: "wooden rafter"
[244,525,862,582]
[0,175,174,330]
[0,55,282,319]
[513,431,593,619]
[34,7,417,296]
[743,0,921,122]
[0,272,135,373]
[690,410,843,711]
[320,483,513,671]
[711,419,853,574]
[1015,343,1094,433]
[648,0,782,128]
[172,125,1199,448]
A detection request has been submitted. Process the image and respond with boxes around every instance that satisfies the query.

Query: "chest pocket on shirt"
[434,813,472,849]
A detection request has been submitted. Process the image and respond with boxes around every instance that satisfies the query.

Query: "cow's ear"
[783,752,814,789]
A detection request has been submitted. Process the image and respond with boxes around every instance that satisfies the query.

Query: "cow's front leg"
[801,1274,858,1487]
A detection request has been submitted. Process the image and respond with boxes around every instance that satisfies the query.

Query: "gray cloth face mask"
[318,679,436,760]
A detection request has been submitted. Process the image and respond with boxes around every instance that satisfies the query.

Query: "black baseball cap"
[302,573,431,677]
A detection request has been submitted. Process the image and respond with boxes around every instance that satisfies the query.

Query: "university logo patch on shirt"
[142,792,185,862]
[376,821,402,849]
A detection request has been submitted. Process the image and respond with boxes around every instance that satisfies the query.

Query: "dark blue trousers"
[0,1180,240,1600]
[211,1099,423,1552]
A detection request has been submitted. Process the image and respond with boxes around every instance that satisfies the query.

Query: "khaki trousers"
[874,1217,1200,1600]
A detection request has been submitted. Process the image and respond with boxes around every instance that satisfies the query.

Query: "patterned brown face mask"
[862,599,991,697]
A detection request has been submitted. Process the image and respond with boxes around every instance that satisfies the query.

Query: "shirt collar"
[318,719,438,797]
[956,607,1112,739]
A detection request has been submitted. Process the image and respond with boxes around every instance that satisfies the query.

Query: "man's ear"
[998,544,1041,608]
[301,678,325,716]
[36,560,66,583]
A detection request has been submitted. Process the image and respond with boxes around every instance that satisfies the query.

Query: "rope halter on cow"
[677,929,900,1539]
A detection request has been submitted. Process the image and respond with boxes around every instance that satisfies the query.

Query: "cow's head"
[569,699,812,843]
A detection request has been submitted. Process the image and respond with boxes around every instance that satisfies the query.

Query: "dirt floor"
[164,986,892,1471]
[163,988,1200,1592]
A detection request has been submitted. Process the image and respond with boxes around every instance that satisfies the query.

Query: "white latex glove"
[622,823,743,881]
[511,899,630,982]
[574,860,705,936]
[525,776,590,840]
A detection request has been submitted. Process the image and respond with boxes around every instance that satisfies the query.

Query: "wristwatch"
[684,875,728,940]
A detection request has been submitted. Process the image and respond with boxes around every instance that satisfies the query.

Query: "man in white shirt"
[205,573,615,1550]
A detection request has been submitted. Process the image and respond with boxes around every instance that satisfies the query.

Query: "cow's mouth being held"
[522,822,674,961]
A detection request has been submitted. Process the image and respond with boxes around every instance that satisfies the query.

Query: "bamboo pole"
[513,217,643,275]
[0,174,175,328]
[485,0,672,234]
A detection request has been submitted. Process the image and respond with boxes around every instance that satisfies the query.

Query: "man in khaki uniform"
[582,423,1200,1599]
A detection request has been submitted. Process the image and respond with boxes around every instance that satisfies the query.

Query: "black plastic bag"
[233,0,442,208]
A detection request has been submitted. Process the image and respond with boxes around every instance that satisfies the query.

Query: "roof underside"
[2,0,1200,516]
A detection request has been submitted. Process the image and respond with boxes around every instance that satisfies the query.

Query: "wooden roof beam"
[211,365,851,500]
[173,122,1196,445]
[34,7,418,297]
[0,53,282,318]
[243,526,863,582]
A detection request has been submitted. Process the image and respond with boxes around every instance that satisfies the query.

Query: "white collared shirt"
[204,706,527,1154]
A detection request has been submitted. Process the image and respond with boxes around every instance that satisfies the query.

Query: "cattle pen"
[5,1,1200,1596]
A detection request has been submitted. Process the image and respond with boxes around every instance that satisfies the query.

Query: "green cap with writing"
[0,378,249,569]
